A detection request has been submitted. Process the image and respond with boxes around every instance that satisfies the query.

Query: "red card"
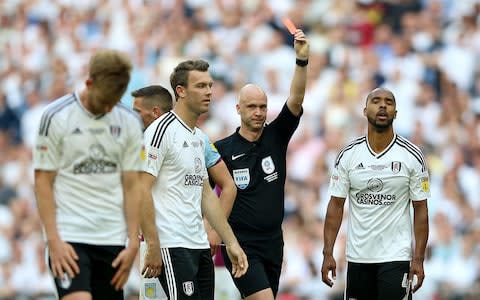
[282,18,297,34]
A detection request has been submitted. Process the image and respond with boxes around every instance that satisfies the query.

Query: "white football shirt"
[143,111,209,249]
[328,134,430,263]
[33,92,144,245]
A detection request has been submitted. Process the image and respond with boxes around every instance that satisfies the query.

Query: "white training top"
[328,134,430,263]
[33,92,144,245]
[143,111,209,249]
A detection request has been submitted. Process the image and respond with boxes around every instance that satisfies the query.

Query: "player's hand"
[111,245,138,291]
[47,238,80,278]
[142,243,163,278]
[207,229,222,256]
[293,29,309,60]
[225,242,248,278]
[409,259,425,293]
[321,254,337,287]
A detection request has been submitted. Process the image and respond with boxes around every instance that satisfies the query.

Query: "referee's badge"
[261,156,275,174]
[233,168,250,189]
[183,281,194,296]
[144,282,157,298]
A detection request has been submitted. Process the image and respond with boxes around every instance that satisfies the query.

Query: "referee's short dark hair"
[131,85,173,112]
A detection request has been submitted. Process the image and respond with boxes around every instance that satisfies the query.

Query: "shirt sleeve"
[33,113,62,171]
[142,124,167,177]
[201,132,221,169]
[409,157,431,201]
[328,155,350,198]
[121,118,144,171]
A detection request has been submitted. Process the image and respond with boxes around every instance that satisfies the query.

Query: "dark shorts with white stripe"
[346,261,412,300]
[49,243,125,299]
[159,247,214,300]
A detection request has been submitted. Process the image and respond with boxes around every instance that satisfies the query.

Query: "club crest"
[144,282,157,298]
[391,161,401,173]
[110,125,121,137]
[183,281,194,296]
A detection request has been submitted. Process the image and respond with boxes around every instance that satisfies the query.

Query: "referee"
[214,29,310,300]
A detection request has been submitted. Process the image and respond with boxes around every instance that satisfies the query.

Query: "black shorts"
[221,239,283,298]
[346,261,412,300]
[49,242,125,299]
[159,247,214,300]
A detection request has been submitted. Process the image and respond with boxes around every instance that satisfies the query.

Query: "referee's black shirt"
[214,104,301,242]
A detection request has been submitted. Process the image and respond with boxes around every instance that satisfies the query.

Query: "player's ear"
[152,106,162,118]
[394,110,397,119]
[363,107,367,116]
[236,103,241,115]
[176,85,186,99]
[85,78,93,88]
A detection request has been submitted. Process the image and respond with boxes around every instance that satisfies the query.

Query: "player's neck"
[238,126,263,142]
[173,102,198,130]
[367,127,395,153]
[79,90,94,114]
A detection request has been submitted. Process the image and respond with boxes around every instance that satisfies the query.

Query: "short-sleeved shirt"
[33,92,144,245]
[328,134,430,263]
[215,104,301,242]
[143,111,209,249]
[198,130,221,169]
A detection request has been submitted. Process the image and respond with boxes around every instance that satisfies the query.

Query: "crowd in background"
[0,0,480,299]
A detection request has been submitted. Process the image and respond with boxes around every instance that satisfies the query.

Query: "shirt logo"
[72,127,82,134]
[110,125,121,137]
[73,144,117,174]
[367,178,383,192]
[421,177,430,192]
[183,281,194,296]
[261,156,275,174]
[232,153,246,160]
[355,163,364,169]
[391,161,402,173]
[144,282,157,298]
[233,168,250,189]
[58,273,72,289]
[194,157,202,173]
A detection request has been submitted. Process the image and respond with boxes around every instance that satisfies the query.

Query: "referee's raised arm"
[286,29,310,117]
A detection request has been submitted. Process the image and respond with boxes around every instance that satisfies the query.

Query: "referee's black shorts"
[159,247,213,300]
[221,239,283,298]
[346,261,413,300]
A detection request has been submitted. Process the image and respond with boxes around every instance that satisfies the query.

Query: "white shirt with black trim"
[143,111,209,249]
[33,92,144,245]
[328,134,430,263]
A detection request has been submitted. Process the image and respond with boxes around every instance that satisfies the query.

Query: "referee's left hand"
[111,245,138,290]
[225,242,249,278]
